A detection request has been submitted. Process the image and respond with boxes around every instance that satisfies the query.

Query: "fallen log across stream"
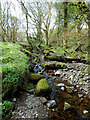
[45,55,90,65]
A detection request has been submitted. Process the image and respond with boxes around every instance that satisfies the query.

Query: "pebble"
[33,111,38,116]
[64,102,71,111]
[57,83,65,87]
[78,93,83,98]
[12,98,17,102]
[61,87,65,91]
[55,70,61,75]
[47,100,56,108]
[66,86,74,93]
[83,110,88,114]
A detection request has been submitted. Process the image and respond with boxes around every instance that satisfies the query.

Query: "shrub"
[2,100,14,120]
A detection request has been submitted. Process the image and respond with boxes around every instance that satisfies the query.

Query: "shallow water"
[11,55,90,120]
[46,70,90,120]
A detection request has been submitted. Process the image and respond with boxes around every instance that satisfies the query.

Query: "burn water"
[32,54,90,120]
[45,70,89,120]
[11,54,90,120]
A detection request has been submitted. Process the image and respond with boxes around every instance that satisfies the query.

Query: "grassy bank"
[1,42,29,97]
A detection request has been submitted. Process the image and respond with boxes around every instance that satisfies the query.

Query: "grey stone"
[12,98,17,102]
[61,87,65,91]
[66,86,74,93]
[33,111,38,116]
[78,93,83,98]
[57,83,65,87]
[47,100,56,108]
[64,102,71,111]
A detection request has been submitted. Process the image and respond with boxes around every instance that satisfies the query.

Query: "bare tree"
[42,2,52,45]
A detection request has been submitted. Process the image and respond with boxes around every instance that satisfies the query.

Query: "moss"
[43,62,61,70]
[22,49,32,56]
[29,73,44,82]
[35,79,52,96]
[61,64,67,69]
[24,82,34,90]
[45,54,63,61]
[2,100,14,120]
[52,47,65,54]
[1,42,29,97]
[32,53,39,57]
[43,50,50,54]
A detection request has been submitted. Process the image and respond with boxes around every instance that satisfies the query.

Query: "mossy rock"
[35,79,52,96]
[43,62,61,70]
[29,73,44,82]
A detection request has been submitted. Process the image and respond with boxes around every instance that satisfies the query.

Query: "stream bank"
[10,52,90,120]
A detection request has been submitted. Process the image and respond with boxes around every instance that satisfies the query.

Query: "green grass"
[1,42,29,97]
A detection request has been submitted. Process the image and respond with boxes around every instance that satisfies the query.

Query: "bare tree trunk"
[64,1,68,48]
[46,30,48,45]
[87,12,90,40]
[87,11,90,56]
[26,12,29,43]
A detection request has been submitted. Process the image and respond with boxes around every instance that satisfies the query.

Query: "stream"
[11,54,90,120]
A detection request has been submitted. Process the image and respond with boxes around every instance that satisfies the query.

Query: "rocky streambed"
[10,54,90,120]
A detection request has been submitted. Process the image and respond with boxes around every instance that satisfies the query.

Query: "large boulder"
[28,73,44,82]
[35,79,52,96]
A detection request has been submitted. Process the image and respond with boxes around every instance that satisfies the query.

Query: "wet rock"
[61,87,65,91]
[57,83,65,87]
[28,73,44,82]
[74,89,78,92]
[35,79,52,96]
[40,97,47,104]
[66,86,74,93]
[80,76,90,81]
[47,100,56,108]
[27,89,35,94]
[69,75,73,81]
[60,73,66,78]
[78,93,83,98]
[33,111,38,116]
[34,64,43,74]
[83,110,88,114]
[63,68,68,71]
[64,102,72,111]
[12,98,17,102]
[55,70,61,75]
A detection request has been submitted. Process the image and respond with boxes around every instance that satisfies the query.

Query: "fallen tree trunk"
[44,55,90,64]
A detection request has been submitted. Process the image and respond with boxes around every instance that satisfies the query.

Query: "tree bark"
[64,1,68,48]
[46,30,48,45]
[87,12,90,40]
[26,12,29,43]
